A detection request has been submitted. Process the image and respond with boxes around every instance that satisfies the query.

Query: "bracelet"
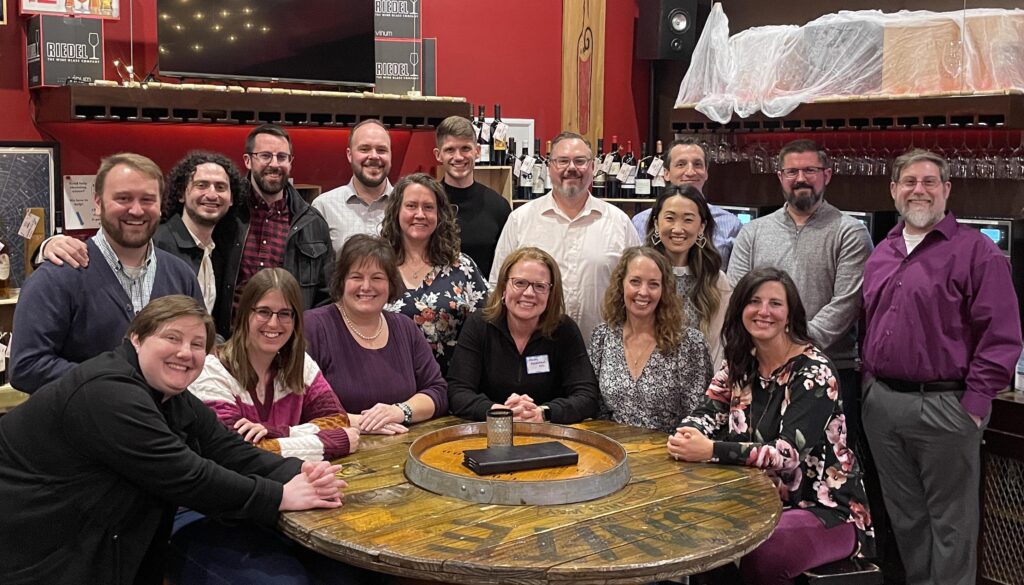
[395,402,413,425]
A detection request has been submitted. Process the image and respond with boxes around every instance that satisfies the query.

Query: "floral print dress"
[385,252,488,375]
[678,344,874,555]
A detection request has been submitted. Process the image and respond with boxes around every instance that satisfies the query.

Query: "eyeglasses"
[780,166,827,179]
[550,157,593,170]
[190,180,230,193]
[508,277,552,295]
[248,151,294,164]
[251,307,295,324]
[897,177,943,189]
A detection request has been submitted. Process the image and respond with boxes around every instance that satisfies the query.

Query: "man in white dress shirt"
[490,131,641,344]
[312,119,394,252]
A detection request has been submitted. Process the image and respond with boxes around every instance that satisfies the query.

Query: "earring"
[651,229,662,246]
[785,324,790,334]
[695,232,707,249]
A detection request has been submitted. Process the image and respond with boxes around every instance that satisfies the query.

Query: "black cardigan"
[0,342,302,585]
[446,312,599,424]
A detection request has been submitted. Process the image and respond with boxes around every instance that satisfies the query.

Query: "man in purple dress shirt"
[861,148,1021,585]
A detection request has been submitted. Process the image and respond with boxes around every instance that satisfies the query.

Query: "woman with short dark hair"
[0,295,345,585]
[304,234,447,435]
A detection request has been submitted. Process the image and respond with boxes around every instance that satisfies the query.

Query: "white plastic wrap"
[676,6,1024,123]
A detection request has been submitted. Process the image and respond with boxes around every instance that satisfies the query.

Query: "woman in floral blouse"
[668,267,872,585]
[381,173,488,375]
[590,246,712,433]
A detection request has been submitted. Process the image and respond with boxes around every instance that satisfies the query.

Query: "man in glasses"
[312,119,394,253]
[490,131,641,344]
[152,151,244,316]
[861,149,1020,585]
[11,153,203,393]
[727,139,872,448]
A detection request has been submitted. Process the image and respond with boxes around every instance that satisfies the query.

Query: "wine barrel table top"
[280,416,782,585]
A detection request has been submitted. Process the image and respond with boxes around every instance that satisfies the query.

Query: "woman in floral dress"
[380,173,488,375]
[667,267,872,585]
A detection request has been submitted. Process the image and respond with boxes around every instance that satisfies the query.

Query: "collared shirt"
[631,203,743,268]
[93,229,157,315]
[183,223,217,313]
[489,192,642,344]
[236,189,290,304]
[862,212,1021,418]
[312,178,394,253]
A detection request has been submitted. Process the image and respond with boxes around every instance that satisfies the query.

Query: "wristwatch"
[395,402,413,425]
[539,405,551,422]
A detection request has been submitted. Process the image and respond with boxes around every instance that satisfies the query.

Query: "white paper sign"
[647,157,664,177]
[492,122,509,142]
[18,211,40,240]
[63,175,101,230]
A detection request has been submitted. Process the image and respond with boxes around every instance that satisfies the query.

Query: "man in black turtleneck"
[434,115,511,277]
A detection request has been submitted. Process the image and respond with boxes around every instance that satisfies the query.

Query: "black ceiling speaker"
[636,0,713,60]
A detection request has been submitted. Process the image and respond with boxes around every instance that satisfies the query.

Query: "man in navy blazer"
[11,153,202,393]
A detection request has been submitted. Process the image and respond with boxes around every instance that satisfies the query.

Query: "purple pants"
[740,509,857,585]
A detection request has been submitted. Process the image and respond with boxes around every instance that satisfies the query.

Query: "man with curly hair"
[153,151,244,314]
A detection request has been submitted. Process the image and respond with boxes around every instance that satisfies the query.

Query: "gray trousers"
[862,378,983,585]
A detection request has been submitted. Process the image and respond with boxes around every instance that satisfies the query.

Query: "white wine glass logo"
[87,33,100,60]
[409,49,419,90]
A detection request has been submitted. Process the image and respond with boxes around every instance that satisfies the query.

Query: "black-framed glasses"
[251,307,295,324]
[780,166,827,179]
[508,277,552,295]
[248,151,294,164]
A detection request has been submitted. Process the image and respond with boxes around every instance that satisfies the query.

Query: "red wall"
[0,0,647,179]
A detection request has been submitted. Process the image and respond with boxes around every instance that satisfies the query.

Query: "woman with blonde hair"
[190,268,358,461]
[590,246,712,433]
[447,246,599,424]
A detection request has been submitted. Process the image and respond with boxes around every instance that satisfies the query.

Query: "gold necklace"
[623,330,656,372]
[337,304,384,341]
[402,257,431,283]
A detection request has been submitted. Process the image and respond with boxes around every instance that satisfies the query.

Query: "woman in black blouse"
[446,247,599,424]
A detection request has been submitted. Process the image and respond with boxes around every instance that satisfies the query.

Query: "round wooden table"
[280,417,781,584]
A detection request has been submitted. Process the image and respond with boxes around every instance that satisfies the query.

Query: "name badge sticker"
[526,355,551,374]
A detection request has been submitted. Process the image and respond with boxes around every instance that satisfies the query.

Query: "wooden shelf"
[672,92,1024,132]
[32,85,470,127]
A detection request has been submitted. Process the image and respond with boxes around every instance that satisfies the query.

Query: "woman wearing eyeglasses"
[644,184,732,367]
[304,234,447,435]
[380,173,488,376]
[189,268,359,461]
[447,247,599,424]
[590,247,712,434]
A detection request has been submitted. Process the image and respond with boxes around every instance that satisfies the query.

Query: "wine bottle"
[518,146,534,200]
[635,142,652,199]
[476,105,490,165]
[543,140,553,191]
[651,139,666,199]
[592,138,606,198]
[606,136,621,198]
[620,140,636,199]
[490,104,507,167]
[531,138,547,198]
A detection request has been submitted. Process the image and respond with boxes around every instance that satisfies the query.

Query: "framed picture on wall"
[20,0,120,20]
[0,142,61,289]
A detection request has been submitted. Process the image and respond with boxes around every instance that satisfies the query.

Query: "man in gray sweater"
[727,139,872,445]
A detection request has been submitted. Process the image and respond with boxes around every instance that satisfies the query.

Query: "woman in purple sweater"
[304,234,448,435]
